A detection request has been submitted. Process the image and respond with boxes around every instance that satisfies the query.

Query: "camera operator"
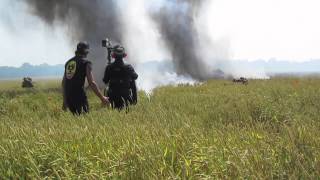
[103,44,138,110]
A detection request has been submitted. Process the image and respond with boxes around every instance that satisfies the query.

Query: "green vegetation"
[0,78,319,179]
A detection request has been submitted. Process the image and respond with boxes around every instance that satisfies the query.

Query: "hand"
[62,103,68,111]
[101,96,110,107]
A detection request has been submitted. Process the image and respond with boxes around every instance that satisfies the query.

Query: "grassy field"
[0,78,319,179]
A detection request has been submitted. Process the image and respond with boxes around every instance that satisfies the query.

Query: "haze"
[0,0,319,66]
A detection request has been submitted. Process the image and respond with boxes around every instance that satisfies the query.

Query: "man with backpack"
[103,45,138,110]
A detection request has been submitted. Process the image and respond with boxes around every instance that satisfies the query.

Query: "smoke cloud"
[151,0,213,80]
[22,0,236,89]
[25,0,122,42]
[24,0,123,85]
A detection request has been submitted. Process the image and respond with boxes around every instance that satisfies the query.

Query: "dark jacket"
[103,60,138,107]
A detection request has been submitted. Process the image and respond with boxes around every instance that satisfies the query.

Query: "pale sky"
[0,0,320,67]
[206,0,320,61]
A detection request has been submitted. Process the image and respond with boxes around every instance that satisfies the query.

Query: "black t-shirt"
[103,61,138,90]
[64,56,91,96]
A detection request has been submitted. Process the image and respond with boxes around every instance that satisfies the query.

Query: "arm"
[86,64,109,104]
[128,65,138,80]
[130,80,137,105]
[128,65,138,104]
[103,65,110,84]
[62,74,68,111]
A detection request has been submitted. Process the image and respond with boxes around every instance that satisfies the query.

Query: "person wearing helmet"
[103,45,138,110]
[62,42,109,115]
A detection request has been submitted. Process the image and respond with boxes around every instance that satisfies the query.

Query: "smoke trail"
[25,0,122,42]
[119,0,171,64]
[25,0,218,81]
[24,0,123,85]
[23,0,233,88]
[151,0,213,80]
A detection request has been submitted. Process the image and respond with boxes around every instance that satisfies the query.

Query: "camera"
[102,38,114,64]
[102,38,112,49]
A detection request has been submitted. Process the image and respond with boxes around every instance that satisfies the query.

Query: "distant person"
[103,45,138,110]
[62,42,109,115]
[22,77,34,88]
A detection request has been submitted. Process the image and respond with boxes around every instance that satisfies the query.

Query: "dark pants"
[108,89,132,111]
[66,92,89,115]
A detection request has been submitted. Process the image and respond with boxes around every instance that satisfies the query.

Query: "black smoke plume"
[151,0,212,80]
[24,0,123,84]
[24,0,217,81]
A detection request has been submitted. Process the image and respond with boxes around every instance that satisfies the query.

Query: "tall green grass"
[0,78,319,179]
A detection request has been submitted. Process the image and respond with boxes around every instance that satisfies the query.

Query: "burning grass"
[0,78,319,178]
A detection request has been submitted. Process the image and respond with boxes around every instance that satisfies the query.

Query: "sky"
[205,0,320,61]
[0,0,320,67]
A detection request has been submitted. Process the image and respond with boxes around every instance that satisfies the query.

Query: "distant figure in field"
[62,42,109,115]
[233,77,248,85]
[22,77,34,88]
[103,45,138,110]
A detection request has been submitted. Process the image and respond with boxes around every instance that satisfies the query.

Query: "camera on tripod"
[102,38,114,64]
[102,38,113,49]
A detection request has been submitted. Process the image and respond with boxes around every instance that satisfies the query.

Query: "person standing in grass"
[62,42,109,115]
[103,45,138,110]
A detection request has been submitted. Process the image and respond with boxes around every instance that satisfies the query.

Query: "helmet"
[76,41,90,54]
[112,45,127,58]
